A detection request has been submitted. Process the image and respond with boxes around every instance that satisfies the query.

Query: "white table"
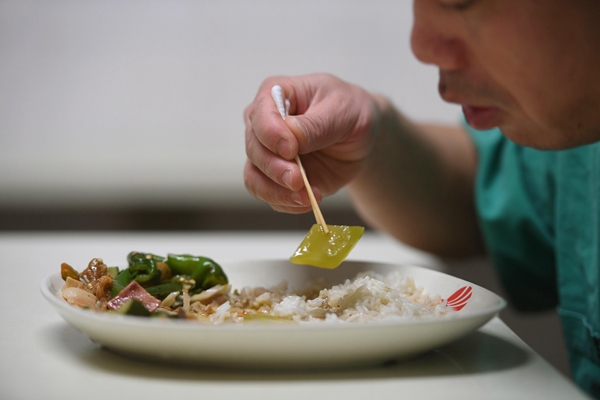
[0,232,590,400]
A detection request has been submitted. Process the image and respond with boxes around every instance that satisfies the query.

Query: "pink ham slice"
[107,281,161,312]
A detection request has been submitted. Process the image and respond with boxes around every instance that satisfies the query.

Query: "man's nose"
[410,4,466,71]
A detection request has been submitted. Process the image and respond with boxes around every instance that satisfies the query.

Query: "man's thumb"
[285,114,329,152]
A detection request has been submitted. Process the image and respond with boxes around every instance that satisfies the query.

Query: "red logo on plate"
[444,286,472,311]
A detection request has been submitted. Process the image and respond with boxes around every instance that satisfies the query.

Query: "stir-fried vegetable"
[61,263,80,280]
[166,253,228,290]
[127,251,164,287]
[60,252,229,317]
[116,299,152,317]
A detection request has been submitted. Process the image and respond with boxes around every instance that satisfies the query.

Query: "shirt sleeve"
[466,122,558,311]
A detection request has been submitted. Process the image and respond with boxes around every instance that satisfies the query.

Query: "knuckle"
[262,156,282,184]
[243,162,257,193]
[244,132,256,158]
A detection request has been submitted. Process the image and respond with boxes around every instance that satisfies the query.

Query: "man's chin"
[462,105,501,131]
[499,124,596,151]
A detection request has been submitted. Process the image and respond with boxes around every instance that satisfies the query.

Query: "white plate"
[41,259,506,369]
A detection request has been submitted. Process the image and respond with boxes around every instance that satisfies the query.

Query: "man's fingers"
[244,159,318,211]
[246,81,300,161]
[245,124,305,192]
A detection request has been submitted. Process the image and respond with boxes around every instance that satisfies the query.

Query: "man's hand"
[244,74,379,214]
[244,73,483,257]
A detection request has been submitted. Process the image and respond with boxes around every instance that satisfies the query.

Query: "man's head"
[410,0,600,150]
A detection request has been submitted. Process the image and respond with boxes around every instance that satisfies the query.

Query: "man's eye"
[440,0,476,11]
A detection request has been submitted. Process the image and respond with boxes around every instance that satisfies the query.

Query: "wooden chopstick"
[271,85,329,234]
[294,155,329,232]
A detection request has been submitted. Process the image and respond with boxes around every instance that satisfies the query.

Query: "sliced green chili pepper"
[60,263,80,281]
[200,262,228,288]
[127,251,165,264]
[110,269,131,298]
[127,251,163,287]
[145,282,183,298]
[166,253,228,290]
[106,266,119,278]
[115,299,152,317]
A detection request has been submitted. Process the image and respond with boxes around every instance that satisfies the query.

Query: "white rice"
[196,271,453,324]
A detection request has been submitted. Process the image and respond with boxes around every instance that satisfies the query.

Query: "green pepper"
[60,263,80,281]
[106,266,119,278]
[115,299,152,317]
[145,282,183,298]
[127,251,165,264]
[127,251,163,287]
[110,269,131,298]
[166,253,228,290]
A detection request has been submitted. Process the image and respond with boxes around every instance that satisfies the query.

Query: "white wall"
[0,0,461,210]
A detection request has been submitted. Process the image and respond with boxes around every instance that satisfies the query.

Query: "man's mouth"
[461,105,500,130]
[438,72,504,130]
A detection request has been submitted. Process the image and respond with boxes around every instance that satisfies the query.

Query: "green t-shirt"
[467,125,600,398]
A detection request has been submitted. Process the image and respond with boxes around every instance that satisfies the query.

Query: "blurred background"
[0,0,569,377]
[0,0,457,230]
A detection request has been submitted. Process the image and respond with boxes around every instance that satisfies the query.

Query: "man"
[243,1,600,396]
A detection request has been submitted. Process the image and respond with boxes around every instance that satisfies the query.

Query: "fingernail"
[291,191,303,206]
[282,170,293,190]
[276,139,293,159]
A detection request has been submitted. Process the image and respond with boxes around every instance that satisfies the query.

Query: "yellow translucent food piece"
[290,224,365,269]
